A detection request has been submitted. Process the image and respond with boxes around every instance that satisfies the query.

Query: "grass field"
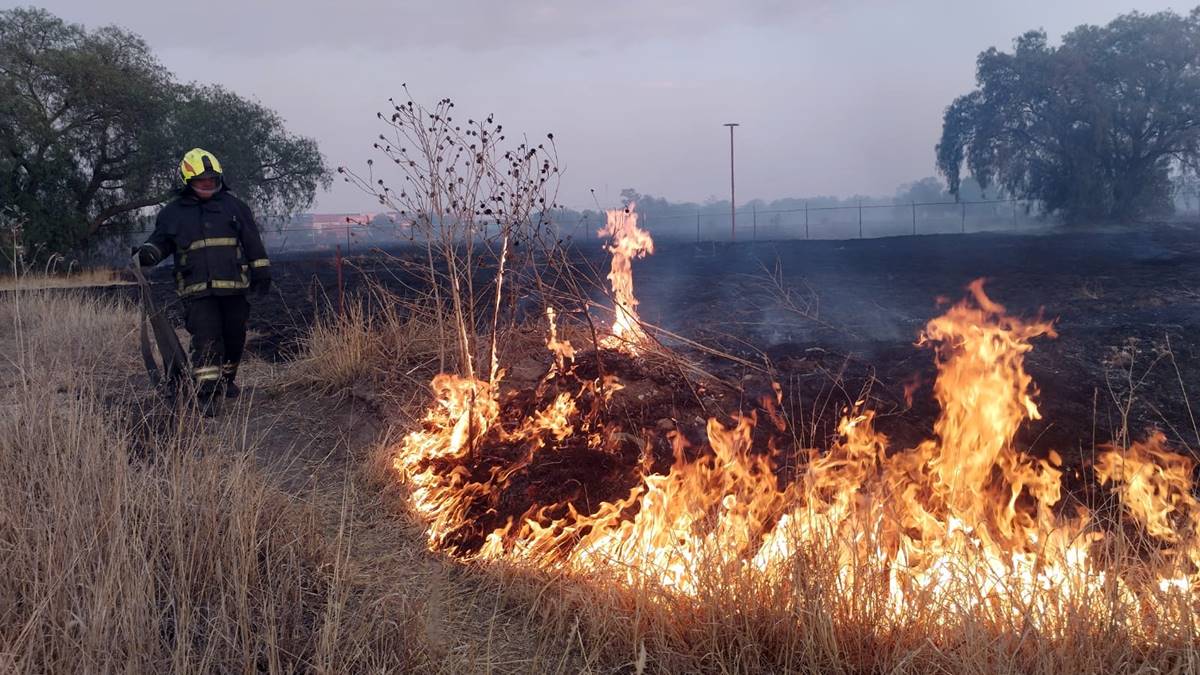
[5,226,1200,673]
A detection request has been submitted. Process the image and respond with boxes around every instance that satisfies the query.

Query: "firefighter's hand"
[130,246,157,267]
[251,278,271,296]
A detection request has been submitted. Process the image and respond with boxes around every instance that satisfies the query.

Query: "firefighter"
[133,148,271,415]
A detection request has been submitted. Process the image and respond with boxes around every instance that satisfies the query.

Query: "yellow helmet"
[179,148,223,183]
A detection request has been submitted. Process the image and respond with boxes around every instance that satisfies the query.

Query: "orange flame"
[599,203,654,349]
[545,307,575,375]
[394,280,1200,638]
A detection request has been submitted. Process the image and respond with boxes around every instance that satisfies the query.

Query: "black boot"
[221,362,240,398]
[200,392,221,417]
[194,365,223,417]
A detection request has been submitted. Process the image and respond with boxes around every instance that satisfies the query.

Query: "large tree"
[0,7,330,256]
[936,8,1200,224]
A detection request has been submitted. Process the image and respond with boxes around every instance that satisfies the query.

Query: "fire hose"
[129,255,189,398]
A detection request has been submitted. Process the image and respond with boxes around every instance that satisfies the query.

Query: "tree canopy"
[936,8,1200,224]
[0,7,331,256]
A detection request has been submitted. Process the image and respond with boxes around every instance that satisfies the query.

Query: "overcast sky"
[25,0,1191,212]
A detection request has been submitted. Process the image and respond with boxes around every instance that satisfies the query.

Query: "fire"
[599,203,654,349]
[393,271,1200,640]
[545,307,575,375]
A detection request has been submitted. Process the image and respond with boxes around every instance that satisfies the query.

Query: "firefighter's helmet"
[179,148,223,184]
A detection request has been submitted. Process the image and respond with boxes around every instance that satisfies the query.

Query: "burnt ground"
[110,223,1200,477]
[634,226,1200,465]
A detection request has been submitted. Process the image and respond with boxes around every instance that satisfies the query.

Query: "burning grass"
[7,204,1198,670]
[380,206,1200,672]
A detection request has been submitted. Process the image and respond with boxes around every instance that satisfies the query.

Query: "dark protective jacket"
[137,186,271,299]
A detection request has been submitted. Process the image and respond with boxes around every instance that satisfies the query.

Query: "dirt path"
[189,358,568,673]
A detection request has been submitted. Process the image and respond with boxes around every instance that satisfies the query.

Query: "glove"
[250,277,271,296]
[130,245,156,267]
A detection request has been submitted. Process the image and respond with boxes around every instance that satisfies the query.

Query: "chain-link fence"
[110,198,1046,261]
[558,198,1045,244]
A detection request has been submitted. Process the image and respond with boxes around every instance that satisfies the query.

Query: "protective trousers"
[184,295,250,398]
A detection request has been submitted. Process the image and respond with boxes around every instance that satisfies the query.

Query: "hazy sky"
[25,0,1190,211]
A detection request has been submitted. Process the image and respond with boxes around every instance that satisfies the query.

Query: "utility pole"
[724,123,739,242]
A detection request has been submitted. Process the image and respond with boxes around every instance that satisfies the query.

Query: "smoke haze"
[32,0,1184,211]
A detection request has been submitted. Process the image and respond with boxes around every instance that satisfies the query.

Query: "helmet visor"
[189,175,222,196]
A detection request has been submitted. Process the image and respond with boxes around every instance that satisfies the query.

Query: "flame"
[1096,432,1200,568]
[545,307,575,375]
[393,280,1200,640]
[599,203,654,349]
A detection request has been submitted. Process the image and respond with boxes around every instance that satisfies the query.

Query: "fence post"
[961,202,966,233]
[752,205,757,241]
[805,201,809,240]
[335,244,344,317]
[858,200,863,238]
[912,201,917,236]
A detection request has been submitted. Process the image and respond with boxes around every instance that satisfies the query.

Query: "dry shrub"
[287,286,446,395]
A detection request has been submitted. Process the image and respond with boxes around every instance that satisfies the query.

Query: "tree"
[0,7,331,257]
[936,8,1200,224]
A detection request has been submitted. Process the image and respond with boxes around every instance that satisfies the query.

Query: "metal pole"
[724,122,739,242]
[1012,199,1017,229]
[961,202,966,233]
[753,205,757,241]
[912,201,917,236]
[858,200,863,238]
[696,212,701,243]
[805,201,809,240]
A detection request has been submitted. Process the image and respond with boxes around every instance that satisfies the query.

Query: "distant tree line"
[938,7,1200,224]
[0,7,331,260]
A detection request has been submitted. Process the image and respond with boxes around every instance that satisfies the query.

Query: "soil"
[631,225,1200,461]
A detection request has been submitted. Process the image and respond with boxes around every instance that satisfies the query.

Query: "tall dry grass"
[286,285,447,397]
[0,288,139,391]
[0,388,424,671]
[0,267,129,292]
[0,288,434,672]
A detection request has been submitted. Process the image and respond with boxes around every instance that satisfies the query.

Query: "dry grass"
[286,285,446,397]
[0,288,139,392]
[0,388,427,671]
[0,288,436,672]
[482,544,1200,675]
[0,281,580,673]
[0,267,129,291]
